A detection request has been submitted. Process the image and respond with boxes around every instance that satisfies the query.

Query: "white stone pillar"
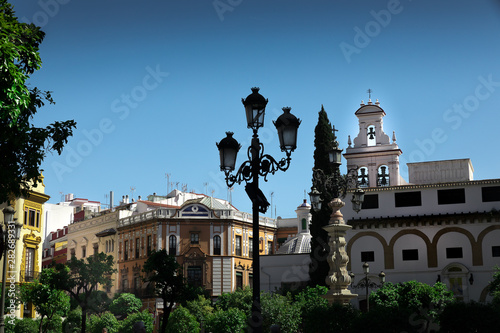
[323,198,357,305]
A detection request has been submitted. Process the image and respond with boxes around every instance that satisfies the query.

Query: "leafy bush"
[166,306,200,333]
[87,311,120,333]
[439,301,500,333]
[36,314,63,333]
[206,308,247,333]
[62,308,82,333]
[118,310,154,333]
[13,318,38,333]
[185,295,213,324]
[261,292,301,333]
[109,293,143,318]
[215,287,252,316]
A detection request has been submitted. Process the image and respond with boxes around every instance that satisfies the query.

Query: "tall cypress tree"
[308,105,337,287]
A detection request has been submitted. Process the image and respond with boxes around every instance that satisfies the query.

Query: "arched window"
[377,165,390,187]
[358,167,369,187]
[169,235,177,256]
[367,125,376,146]
[213,235,221,255]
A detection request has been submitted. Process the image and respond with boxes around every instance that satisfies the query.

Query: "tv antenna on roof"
[130,186,136,200]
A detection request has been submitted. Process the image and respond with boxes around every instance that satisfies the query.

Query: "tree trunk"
[38,315,44,333]
[160,302,173,333]
[81,307,87,333]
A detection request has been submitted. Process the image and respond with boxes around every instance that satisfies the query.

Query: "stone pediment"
[183,246,207,259]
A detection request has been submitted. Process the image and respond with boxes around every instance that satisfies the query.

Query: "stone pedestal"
[322,198,357,305]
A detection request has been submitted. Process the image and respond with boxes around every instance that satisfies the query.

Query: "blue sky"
[10,0,500,218]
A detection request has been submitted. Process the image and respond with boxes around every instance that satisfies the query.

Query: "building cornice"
[348,178,500,193]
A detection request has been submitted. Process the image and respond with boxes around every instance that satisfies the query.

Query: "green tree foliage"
[206,308,247,333]
[109,293,142,318]
[118,310,154,333]
[61,308,82,333]
[260,292,301,333]
[309,106,337,287]
[488,265,500,306]
[19,268,70,333]
[165,306,200,333]
[87,312,120,333]
[84,290,111,315]
[52,252,116,333]
[142,249,184,333]
[184,295,213,324]
[365,281,455,332]
[439,301,500,333]
[215,286,252,316]
[12,318,37,333]
[0,0,76,203]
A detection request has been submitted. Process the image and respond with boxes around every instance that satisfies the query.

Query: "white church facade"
[262,98,500,306]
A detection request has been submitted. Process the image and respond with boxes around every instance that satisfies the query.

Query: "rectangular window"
[82,246,86,258]
[190,233,199,244]
[362,194,379,209]
[213,236,221,255]
[36,211,40,228]
[438,189,466,205]
[25,248,35,281]
[446,247,463,259]
[169,235,177,256]
[236,272,243,289]
[361,251,374,262]
[135,238,140,258]
[249,238,253,258]
[235,236,242,256]
[187,266,202,287]
[134,276,141,291]
[29,209,36,226]
[267,241,273,254]
[124,241,128,260]
[248,273,253,287]
[395,191,422,207]
[492,246,500,257]
[147,235,152,255]
[482,186,500,202]
[93,244,98,255]
[402,249,419,261]
[70,249,75,258]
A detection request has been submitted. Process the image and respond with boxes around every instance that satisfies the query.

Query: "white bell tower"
[344,98,404,187]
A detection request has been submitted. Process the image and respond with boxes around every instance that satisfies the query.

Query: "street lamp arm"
[223,145,292,187]
[312,166,360,200]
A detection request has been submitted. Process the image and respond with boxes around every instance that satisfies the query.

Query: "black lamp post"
[0,207,22,333]
[217,87,300,333]
[308,138,364,213]
[350,262,385,312]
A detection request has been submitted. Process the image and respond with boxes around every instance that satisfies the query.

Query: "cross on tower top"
[367,89,373,99]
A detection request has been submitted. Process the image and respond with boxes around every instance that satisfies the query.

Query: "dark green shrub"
[87,311,120,333]
[62,308,82,333]
[166,305,200,333]
[439,301,500,333]
[118,310,154,333]
[206,308,247,333]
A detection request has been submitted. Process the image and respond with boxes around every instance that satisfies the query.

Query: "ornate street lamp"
[0,207,22,333]
[309,132,365,305]
[217,87,300,332]
[350,262,386,311]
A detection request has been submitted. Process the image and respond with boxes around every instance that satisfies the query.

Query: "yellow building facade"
[0,176,50,319]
